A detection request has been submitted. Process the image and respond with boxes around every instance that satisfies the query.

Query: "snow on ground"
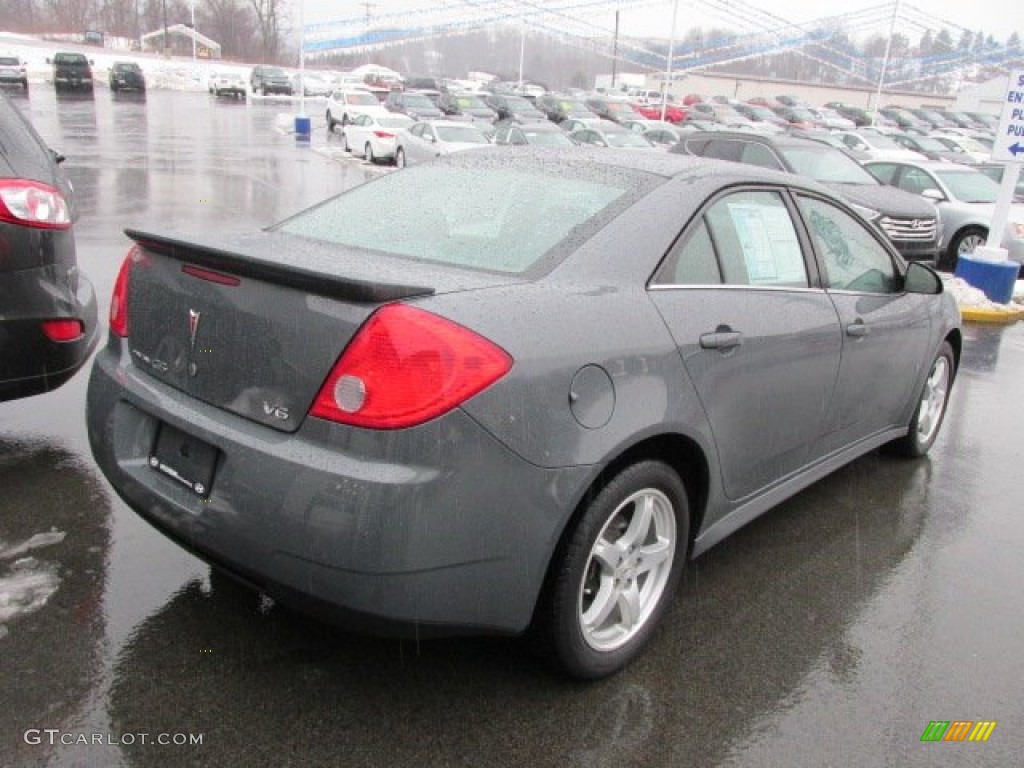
[0,530,66,630]
[943,274,1024,310]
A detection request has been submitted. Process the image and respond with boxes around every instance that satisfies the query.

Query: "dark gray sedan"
[86,149,960,679]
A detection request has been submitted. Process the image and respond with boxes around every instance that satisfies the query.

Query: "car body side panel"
[820,291,934,452]
[651,288,843,501]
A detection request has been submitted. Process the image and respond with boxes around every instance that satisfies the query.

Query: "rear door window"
[654,189,808,288]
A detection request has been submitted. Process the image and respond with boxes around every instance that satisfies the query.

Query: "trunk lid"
[124,228,523,432]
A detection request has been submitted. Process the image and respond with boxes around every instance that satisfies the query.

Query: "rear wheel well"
[533,433,710,624]
[945,328,963,374]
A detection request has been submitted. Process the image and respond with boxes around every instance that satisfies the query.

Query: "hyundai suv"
[250,66,292,96]
[674,132,940,263]
[0,92,98,401]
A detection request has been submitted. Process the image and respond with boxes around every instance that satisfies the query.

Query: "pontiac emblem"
[188,309,201,377]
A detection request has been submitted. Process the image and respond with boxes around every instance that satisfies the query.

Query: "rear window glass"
[275,165,635,275]
[0,57,19,65]
[54,53,88,65]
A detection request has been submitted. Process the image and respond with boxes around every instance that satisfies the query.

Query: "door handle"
[700,331,743,350]
[846,321,869,338]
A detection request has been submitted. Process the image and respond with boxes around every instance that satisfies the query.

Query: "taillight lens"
[110,245,142,337]
[0,179,71,229]
[41,319,84,342]
[310,304,512,430]
[372,131,394,139]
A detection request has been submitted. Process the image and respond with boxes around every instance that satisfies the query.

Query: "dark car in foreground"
[0,93,98,401]
[50,52,93,92]
[675,131,941,263]
[86,148,960,679]
[108,61,145,92]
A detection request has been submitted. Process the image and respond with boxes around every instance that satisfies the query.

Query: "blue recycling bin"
[294,115,311,140]
[954,253,1020,304]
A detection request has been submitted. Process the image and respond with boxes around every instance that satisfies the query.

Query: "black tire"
[365,143,376,164]
[887,341,955,458]
[534,460,689,679]
[341,131,349,152]
[395,148,406,168]
[944,226,987,272]
[326,110,335,132]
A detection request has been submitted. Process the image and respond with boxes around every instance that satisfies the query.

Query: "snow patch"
[0,529,66,560]
[0,557,61,625]
[0,529,66,635]
[943,275,1020,310]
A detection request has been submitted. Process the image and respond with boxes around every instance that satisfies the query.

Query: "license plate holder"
[150,422,218,497]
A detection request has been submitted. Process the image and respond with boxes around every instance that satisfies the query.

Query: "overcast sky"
[300,0,1024,43]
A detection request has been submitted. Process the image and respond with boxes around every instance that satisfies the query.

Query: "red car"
[630,101,687,123]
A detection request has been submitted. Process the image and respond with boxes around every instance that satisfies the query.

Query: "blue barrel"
[294,115,311,139]
[954,254,1020,304]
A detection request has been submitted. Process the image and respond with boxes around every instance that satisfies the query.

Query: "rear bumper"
[86,343,588,635]
[0,264,98,401]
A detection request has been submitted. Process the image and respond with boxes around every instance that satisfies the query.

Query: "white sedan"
[342,113,414,164]
[394,121,492,167]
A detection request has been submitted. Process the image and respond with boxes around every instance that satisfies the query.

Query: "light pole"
[660,0,679,122]
[872,0,902,126]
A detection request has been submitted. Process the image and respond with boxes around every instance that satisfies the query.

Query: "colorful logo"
[921,721,997,742]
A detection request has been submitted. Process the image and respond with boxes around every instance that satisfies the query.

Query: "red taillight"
[110,245,142,337]
[0,179,71,230]
[310,304,512,430]
[372,131,394,139]
[41,319,84,342]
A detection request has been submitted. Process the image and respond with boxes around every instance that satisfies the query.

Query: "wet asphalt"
[1,89,1022,768]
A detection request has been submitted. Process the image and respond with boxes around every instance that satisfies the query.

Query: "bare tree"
[199,0,257,60]
[250,0,283,63]
[99,0,136,37]
[45,0,95,32]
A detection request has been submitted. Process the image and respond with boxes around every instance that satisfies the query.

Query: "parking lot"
[1,88,1023,767]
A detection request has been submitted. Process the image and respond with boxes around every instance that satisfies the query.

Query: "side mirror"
[904,261,942,295]
[921,188,945,202]
[46,57,52,64]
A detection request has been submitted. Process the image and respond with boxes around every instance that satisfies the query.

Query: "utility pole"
[611,10,619,90]
[161,0,168,53]
[362,2,375,65]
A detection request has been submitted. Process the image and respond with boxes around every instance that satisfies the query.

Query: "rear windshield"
[780,145,879,184]
[275,164,637,275]
[345,92,379,105]
[401,93,436,108]
[54,53,88,65]
[0,57,19,65]
[434,125,488,143]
